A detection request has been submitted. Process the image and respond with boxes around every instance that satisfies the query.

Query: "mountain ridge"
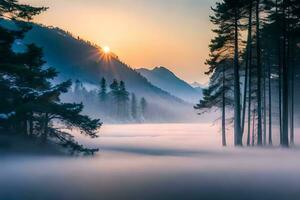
[136,66,202,103]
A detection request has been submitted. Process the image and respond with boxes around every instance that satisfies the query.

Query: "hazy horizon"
[20,0,217,84]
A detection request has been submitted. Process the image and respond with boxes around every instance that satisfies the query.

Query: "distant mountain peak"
[153,66,169,72]
[137,66,202,104]
[138,66,178,79]
[190,82,207,88]
[152,66,181,80]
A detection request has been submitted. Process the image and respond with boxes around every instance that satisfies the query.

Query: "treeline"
[72,78,148,123]
[0,1,101,154]
[195,0,300,147]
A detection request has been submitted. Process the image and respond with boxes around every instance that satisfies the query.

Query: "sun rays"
[103,46,110,54]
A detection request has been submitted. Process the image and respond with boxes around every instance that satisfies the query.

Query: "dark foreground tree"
[197,0,243,146]
[212,0,245,146]
[0,0,102,155]
[194,28,234,146]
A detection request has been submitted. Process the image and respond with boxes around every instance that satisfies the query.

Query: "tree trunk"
[247,1,254,147]
[233,7,242,146]
[256,0,263,146]
[281,0,289,147]
[275,0,283,146]
[42,113,49,143]
[278,32,283,145]
[247,96,252,146]
[263,65,267,145]
[29,112,33,136]
[242,0,253,139]
[289,44,295,145]
[222,65,226,147]
[268,63,273,145]
[252,110,256,146]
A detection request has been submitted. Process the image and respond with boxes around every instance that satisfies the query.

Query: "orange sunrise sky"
[20,0,217,84]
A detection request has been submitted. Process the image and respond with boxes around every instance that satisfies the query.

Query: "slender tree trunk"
[252,110,256,146]
[288,9,294,145]
[263,65,267,145]
[256,0,263,146]
[281,0,289,147]
[276,0,283,145]
[22,120,27,135]
[268,62,273,145]
[247,94,252,146]
[42,113,49,143]
[28,112,34,136]
[242,0,253,139]
[247,2,254,147]
[289,44,295,145]
[233,7,242,146]
[278,23,283,144]
[242,51,249,137]
[222,65,226,147]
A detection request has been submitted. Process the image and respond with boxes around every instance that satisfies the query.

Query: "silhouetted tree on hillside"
[99,77,107,102]
[131,93,138,121]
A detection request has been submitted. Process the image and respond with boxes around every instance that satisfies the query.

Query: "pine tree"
[0,0,47,21]
[74,80,83,94]
[110,79,120,118]
[140,97,147,119]
[119,81,130,119]
[99,77,107,102]
[194,62,234,146]
[206,0,245,146]
[194,27,235,146]
[131,93,137,121]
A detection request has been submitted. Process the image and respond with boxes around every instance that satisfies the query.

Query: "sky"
[20,0,217,84]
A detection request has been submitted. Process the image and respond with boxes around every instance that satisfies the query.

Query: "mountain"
[190,82,205,95]
[190,82,206,88]
[136,67,202,103]
[1,19,200,122]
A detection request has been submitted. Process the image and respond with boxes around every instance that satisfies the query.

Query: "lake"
[1,123,300,200]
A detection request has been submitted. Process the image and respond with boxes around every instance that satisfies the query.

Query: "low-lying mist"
[1,124,300,200]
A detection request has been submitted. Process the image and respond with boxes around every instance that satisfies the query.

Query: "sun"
[103,46,110,54]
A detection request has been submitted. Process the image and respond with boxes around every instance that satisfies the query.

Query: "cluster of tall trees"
[0,0,101,154]
[195,0,300,147]
[73,78,148,122]
[99,78,148,122]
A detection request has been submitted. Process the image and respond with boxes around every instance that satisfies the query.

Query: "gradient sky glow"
[21,0,217,84]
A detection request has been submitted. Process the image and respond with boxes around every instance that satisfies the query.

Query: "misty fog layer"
[1,124,300,200]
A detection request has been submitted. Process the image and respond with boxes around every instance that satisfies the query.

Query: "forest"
[195,0,300,147]
[71,78,148,122]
